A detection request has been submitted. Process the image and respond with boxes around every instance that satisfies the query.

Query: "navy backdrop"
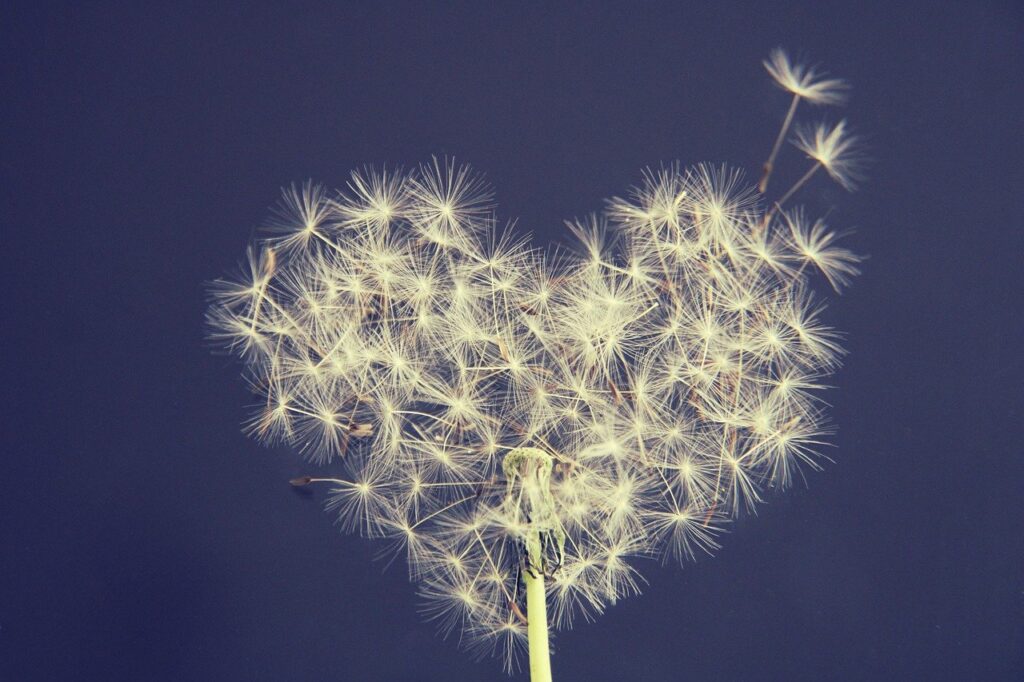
[2,2,1022,680]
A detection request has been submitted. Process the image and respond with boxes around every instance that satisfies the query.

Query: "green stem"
[525,531,552,682]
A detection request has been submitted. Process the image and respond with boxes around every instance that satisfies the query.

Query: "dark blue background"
[3,2,1022,680]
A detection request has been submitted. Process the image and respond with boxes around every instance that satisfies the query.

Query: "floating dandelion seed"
[793,119,864,191]
[763,48,849,106]
[208,52,863,680]
[759,47,850,194]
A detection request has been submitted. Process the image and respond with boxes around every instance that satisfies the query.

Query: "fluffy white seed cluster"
[208,50,860,672]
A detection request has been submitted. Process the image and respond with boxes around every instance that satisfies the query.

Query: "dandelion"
[208,51,863,680]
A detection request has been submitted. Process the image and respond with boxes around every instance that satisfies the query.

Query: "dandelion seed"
[763,48,849,106]
[265,181,333,254]
[793,119,864,191]
[783,209,862,291]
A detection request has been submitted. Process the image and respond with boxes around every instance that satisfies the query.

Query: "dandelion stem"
[525,530,553,682]
[764,162,821,226]
[759,93,801,193]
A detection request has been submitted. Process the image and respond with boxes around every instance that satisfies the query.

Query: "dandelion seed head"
[208,50,863,672]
